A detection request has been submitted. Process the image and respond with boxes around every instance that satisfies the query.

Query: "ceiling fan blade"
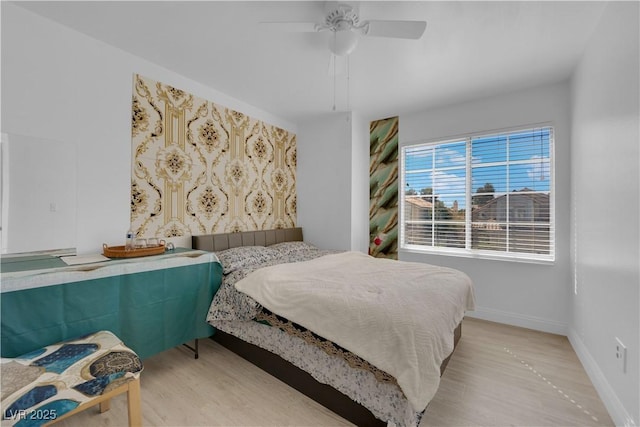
[258,22,319,33]
[364,20,427,39]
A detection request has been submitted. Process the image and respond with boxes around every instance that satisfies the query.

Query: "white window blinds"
[401,126,554,262]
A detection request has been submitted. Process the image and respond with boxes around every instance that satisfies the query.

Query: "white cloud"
[527,156,550,181]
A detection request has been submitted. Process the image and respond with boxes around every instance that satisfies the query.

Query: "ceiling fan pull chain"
[332,42,337,112]
[346,55,350,112]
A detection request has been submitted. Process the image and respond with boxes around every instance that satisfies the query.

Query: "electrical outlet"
[615,337,627,373]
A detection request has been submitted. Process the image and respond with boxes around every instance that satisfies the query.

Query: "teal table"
[1,250,222,360]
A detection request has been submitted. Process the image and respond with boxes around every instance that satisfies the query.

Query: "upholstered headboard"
[192,228,303,252]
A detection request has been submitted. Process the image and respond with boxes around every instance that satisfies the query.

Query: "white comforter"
[234,251,475,412]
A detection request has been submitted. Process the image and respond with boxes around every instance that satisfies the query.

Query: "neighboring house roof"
[472,189,549,221]
[406,196,433,209]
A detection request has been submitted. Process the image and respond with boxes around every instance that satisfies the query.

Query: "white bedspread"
[234,251,475,412]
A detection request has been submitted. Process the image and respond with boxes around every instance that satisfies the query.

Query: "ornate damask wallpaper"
[369,116,399,259]
[131,74,296,238]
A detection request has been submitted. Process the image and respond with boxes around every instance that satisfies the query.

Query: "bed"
[192,228,474,427]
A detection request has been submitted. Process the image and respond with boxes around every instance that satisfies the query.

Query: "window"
[401,126,554,262]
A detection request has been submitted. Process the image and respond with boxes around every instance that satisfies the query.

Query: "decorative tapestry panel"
[369,116,398,259]
[131,74,296,238]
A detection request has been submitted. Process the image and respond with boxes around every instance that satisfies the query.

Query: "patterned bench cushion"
[1,331,142,426]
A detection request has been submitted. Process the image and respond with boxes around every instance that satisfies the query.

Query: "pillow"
[216,246,278,275]
[268,241,318,258]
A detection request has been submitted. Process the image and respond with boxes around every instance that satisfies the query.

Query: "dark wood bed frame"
[192,227,462,427]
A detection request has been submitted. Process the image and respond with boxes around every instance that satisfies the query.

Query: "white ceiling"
[14,1,607,123]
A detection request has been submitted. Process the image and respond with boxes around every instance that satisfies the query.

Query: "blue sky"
[404,128,551,210]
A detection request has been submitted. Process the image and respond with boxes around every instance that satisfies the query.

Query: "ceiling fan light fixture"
[329,29,359,56]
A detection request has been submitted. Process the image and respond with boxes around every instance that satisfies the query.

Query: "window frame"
[399,123,555,264]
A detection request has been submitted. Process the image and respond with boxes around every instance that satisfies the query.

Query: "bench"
[1,331,143,426]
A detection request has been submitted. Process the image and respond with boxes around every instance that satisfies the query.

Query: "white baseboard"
[568,328,637,427]
[466,306,568,335]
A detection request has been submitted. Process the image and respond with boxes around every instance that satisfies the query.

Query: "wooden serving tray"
[103,242,166,258]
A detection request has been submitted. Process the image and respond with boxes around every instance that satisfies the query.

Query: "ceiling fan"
[260,2,427,57]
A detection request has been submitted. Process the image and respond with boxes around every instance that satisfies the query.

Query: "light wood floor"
[54,318,613,426]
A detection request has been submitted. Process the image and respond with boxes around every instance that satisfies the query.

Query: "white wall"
[399,82,572,335]
[569,2,639,425]
[297,112,352,250]
[296,110,378,254]
[2,134,77,253]
[1,3,295,254]
[350,111,369,253]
